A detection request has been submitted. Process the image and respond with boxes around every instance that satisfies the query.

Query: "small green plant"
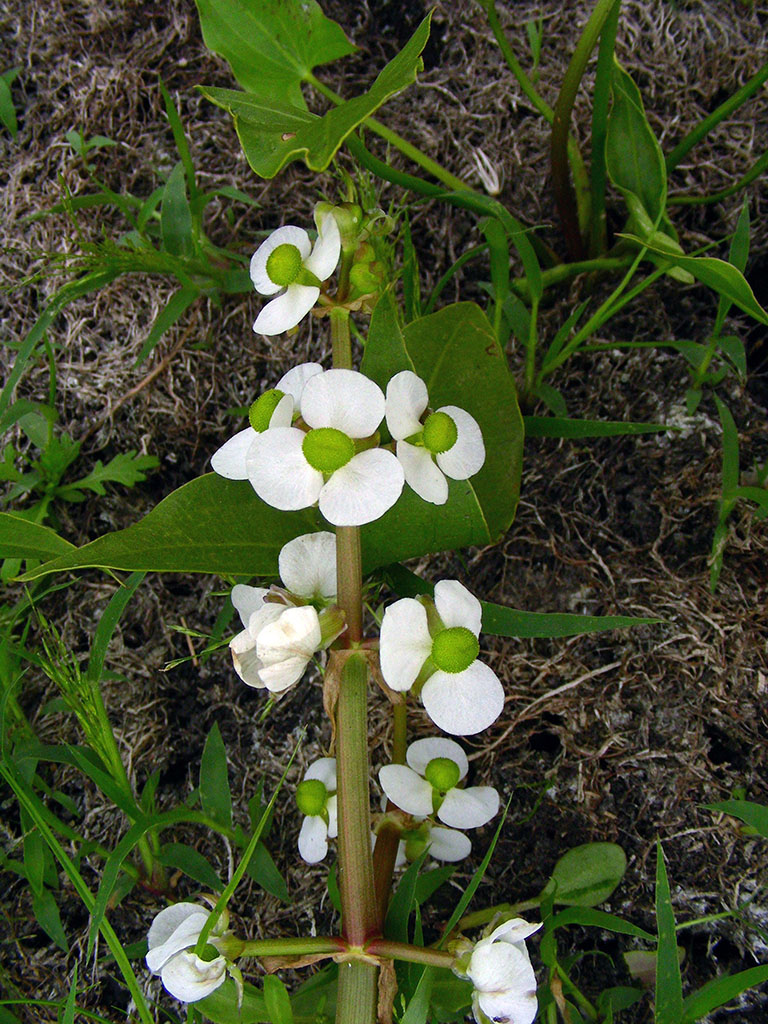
[0,67,21,139]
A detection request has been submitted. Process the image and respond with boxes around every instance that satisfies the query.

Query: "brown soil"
[1,1,767,1022]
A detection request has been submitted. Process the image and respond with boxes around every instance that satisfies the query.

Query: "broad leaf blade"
[0,514,74,561]
[195,0,355,108]
[549,842,627,907]
[481,604,661,638]
[201,14,432,178]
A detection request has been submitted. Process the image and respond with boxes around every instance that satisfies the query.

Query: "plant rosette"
[379,736,499,828]
[245,367,404,526]
[146,903,239,1003]
[250,208,341,335]
[385,370,485,505]
[379,580,504,735]
[453,918,542,1024]
[210,362,323,480]
[296,757,338,864]
[229,532,344,695]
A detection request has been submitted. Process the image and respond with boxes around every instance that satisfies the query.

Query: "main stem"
[331,306,379,1024]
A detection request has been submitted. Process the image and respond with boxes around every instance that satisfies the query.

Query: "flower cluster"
[379,737,499,864]
[229,532,343,696]
[380,580,504,736]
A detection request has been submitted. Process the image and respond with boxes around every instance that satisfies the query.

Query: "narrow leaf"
[681,965,768,1023]
[655,841,684,1024]
[134,285,199,367]
[705,799,768,838]
[200,722,232,829]
[161,162,193,256]
[525,416,668,438]
[0,514,74,561]
[86,571,145,685]
[264,976,294,1024]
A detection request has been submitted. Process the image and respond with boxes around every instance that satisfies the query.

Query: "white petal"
[268,393,295,429]
[160,951,227,1002]
[479,988,538,1024]
[434,579,483,635]
[319,449,403,526]
[427,826,472,862]
[469,944,538,1024]
[435,406,485,480]
[231,585,268,629]
[230,629,264,687]
[246,428,323,510]
[385,371,428,440]
[438,786,499,829]
[276,363,324,405]
[379,764,434,816]
[210,427,258,479]
[487,918,543,946]
[379,598,432,691]
[421,663,504,736]
[304,756,337,791]
[250,226,311,295]
[279,531,337,599]
[253,284,319,336]
[301,369,385,437]
[304,213,341,281]
[255,606,321,691]
[298,815,329,864]
[396,441,448,505]
[406,737,468,781]
[147,906,208,971]
[326,794,338,839]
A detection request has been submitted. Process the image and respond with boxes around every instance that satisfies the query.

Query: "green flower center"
[296,778,327,816]
[249,388,286,432]
[302,427,355,474]
[266,243,303,287]
[424,757,461,792]
[422,411,458,454]
[431,627,479,674]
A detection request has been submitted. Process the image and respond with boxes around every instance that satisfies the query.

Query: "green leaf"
[0,514,74,561]
[62,965,78,1024]
[681,965,768,1023]
[619,233,768,325]
[606,60,667,223]
[548,842,627,907]
[161,162,193,256]
[550,907,654,941]
[194,0,355,108]
[385,852,428,943]
[361,298,523,564]
[56,451,158,500]
[264,976,294,1024]
[31,887,68,952]
[245,842,289,901]
[200,722,232,829]
[198,978,268,1023]
[0,68,20,139]
[18,475,318,580]
[134,285,200,367]
[157,843,224,891]
[201,13,431,178]
[482,604,661,638]
[705,798,768,838]
[525,416,668,438]
[715,396,740,497]
[86,572,145,686]
[655,841,683,1024]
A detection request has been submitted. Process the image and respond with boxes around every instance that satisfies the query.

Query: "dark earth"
[1,0,767,1021]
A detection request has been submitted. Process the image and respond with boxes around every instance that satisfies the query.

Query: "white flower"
[211,363,322,480]
[250,211,340,335]
[246,368,404,526]
[385,371,485,505]
[379,737,499,829]
[296,757,338,863]
[379,580,504,736]
[229,586,321,695]
[464,918,541,1024]
[399,819,472,863]
[278,530,337,601]
[146,903,228,1003]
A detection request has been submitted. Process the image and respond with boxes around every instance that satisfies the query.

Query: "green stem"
[457,899,541,933]
[510,256,629,302]
[336,961,378,1024]
[588,0,621,256]
[372,702,408,922]
[551,0,621,259]
[306,73,469,192]
[367,939,455,970]
[524,297,540,402]
[239,937,343,958]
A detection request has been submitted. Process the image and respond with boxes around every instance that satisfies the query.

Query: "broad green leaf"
[264,976,294,1024]
[619,233,768,325]
[200,14,431,179]
[161,162,193,256]
[606,61,666,223]
[715,396,740,497]
[525,416,668,438]
[361,298,523,563]
[681,965,768,1023]
[194,0,355,109]
[134,285,200,366]
[482,604,660,637]
[548,842,627,907]
[200,722,233,829]
[31,887,68,952]
[157,843,223,891]
[705,798,768,838]
[0,514,74,561]
[655,841,683,1024]
[198,978,268,1024]
[18,476,318,580]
